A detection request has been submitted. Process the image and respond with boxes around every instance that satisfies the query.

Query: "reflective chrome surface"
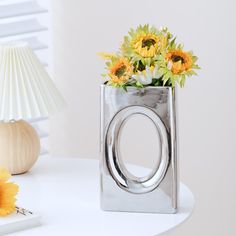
[100,85,178,213]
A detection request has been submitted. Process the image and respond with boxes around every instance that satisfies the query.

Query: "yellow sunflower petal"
[0,206,16,216]
[0,182,19,216]
[0,167,11,182]
[97,52,116,60]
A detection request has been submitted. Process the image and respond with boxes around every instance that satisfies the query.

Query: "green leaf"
[122,85,128,92]
[158,68,167,75]
[192,64,201,69]
[162,73,170,85]
[171,76,176,87]
[151,79,158,85]
[154,79,163,86]
[136,81,144,88]
[180,75,186,87]
[170,37,176,48]
[190,70,198,76]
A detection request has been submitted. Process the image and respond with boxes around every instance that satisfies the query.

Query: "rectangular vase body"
[100,85,178,213]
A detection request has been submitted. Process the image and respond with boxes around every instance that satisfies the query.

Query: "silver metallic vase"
[100,85,178,213]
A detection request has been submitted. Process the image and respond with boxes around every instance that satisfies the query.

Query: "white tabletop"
[10,157,195,236]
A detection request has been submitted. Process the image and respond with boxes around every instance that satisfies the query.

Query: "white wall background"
[50,0,236,235]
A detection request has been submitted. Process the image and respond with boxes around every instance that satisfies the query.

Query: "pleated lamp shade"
[0,42,65,122]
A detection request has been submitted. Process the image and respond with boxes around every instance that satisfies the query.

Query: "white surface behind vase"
[50,0,236,235]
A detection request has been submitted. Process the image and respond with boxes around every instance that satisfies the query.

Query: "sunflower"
[0,167,19,216]
[122,25,171,67]
[132,33,160,58]
[107,57,133,87]
[166,50,193,74]
[158,42,200,87]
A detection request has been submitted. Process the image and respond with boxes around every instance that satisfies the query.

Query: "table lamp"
[0,42,65,174]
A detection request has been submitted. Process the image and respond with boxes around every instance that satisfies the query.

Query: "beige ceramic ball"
[0,120,40,174]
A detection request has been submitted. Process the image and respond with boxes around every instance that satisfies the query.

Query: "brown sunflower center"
[142,38,156,49]
[171,55,185,63]
[115,65,126,77]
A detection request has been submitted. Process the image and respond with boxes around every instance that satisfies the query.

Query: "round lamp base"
[0,120,40,174]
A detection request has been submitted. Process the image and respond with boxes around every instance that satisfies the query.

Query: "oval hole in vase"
[119,113,162,179]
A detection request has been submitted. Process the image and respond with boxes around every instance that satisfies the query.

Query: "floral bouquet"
[99,24,200,90]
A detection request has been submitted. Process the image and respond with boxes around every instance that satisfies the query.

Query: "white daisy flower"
[133,65,161,85]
